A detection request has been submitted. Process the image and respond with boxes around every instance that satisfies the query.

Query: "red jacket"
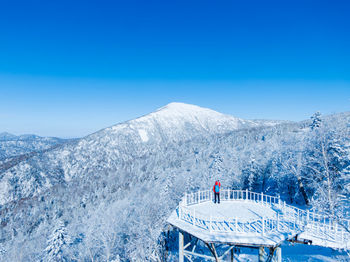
[213,181,221,193]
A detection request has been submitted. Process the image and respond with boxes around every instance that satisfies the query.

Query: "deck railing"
[177,189,350,248]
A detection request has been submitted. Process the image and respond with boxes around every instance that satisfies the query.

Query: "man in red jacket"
[213,180,221,204]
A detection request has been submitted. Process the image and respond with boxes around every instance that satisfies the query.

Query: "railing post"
[261,192,264,205]
[297,209,300,225]
[335,222,337,236]
[307,210,310,224]
[246,189,248,202]
[294,215,296,231]
[262,217,265,236]
[277,213,280,231]
[193,209,196,226]
[235,217,238,232]
[209,215,212,233]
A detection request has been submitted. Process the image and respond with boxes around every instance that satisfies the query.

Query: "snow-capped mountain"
[0,103,349,261]
[0,103,270,205]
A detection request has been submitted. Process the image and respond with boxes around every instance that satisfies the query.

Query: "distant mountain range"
[0,132,71,161]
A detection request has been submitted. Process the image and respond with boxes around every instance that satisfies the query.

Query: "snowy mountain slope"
[0,103,268,205]
[0,132,17,140]
[0,104,349,261]
[0,132,69,161]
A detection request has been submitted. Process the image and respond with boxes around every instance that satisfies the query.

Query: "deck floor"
[167,200,297,247]
[187,201,278,221]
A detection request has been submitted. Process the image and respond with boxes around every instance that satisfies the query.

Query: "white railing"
[177,189,350,247]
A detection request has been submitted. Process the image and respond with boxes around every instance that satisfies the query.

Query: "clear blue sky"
[0,0,349,137]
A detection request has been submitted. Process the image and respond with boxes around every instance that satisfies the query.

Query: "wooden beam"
[179,231,184,262]
[211,243,220,262]
[259,247,265,262]
[184,250,216,261]
[184,253,194,262]
[205,242,219,261]
[184,242,191,250]
[219,245,234,260]
[275,247,282,262]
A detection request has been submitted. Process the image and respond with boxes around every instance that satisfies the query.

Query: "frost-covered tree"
[242,159,260,191]
[44,220,70,262]
[0,243,5,256]
[305,119,350,218]
[280,148,310,205]
[310,111,322,130]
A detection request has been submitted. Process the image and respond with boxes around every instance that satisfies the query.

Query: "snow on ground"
[299,231,350,250]
[279,243,349,262]
[188,201,277,221]
[227,243,349,261]
[138,129,149,142]
[169,241,349,261]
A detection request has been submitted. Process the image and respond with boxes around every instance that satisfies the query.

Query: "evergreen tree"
[243,159,260,191]
[310,111,322,130]
[0,243,5,256]
[44,220,70,262]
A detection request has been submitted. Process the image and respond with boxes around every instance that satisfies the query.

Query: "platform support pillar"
[179,231,184,262]
[230,247,234,262]
[258,247,265,262]
[275,247,282,262]
[211,243,219,262]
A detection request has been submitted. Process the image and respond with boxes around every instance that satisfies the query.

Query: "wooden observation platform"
[167,189,350,261]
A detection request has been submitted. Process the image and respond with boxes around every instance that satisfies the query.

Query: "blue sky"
[0,0,349,137]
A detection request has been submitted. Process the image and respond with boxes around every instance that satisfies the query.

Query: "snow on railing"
[177,189,350,247]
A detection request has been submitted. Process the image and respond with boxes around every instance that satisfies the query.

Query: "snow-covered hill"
[0,132,68,162]
[0,103,349,261]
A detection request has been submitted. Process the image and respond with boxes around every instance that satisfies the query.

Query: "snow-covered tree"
[0,243,5,256]
[242,159,260,191]
[310,111,322,130]
[305,120,350,219]
[44,220,70,262]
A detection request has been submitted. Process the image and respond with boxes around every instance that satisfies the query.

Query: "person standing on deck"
[213,180,221,204]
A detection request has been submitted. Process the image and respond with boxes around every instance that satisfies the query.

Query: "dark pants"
[214,192,220,203]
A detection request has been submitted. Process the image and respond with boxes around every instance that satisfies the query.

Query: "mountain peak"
[114,102,257,141]
[153,102,236,122]
[157,102,219,114]
[159,102,204,111]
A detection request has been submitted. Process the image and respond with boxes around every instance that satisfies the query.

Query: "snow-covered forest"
[0,103,349,261]
[0,133,72,172]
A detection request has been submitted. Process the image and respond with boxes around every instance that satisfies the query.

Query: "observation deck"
[167,189,350,261]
